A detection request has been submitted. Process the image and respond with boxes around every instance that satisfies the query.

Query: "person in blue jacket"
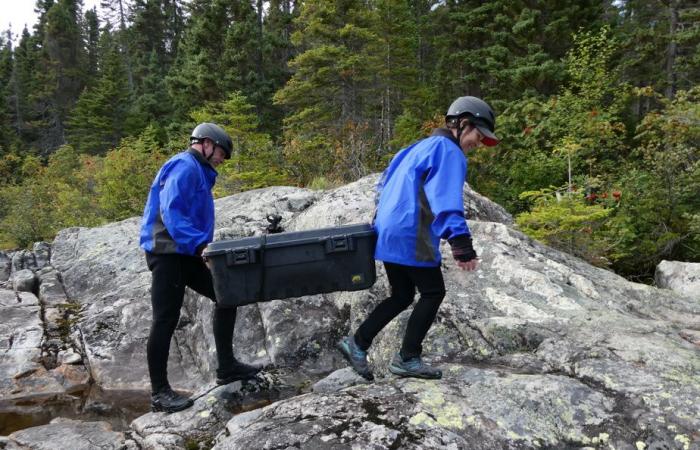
[140,123,259,413]
[338,96,499,380]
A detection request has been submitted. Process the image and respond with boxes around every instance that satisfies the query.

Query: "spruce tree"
[39,0,88,153]
[273,0,379,184]
[0,31,15,154]
[67,27,130,154]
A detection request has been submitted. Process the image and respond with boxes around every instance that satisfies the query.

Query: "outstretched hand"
[457,258,478,271]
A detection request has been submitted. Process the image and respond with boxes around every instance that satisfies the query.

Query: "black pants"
[145,252,237,393]
[355,262,446,360]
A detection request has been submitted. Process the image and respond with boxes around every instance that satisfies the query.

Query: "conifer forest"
[0,0,698,281]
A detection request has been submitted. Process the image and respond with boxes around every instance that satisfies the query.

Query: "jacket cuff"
[448,235,477,262]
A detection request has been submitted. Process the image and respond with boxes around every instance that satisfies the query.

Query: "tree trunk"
[665,0,678,99]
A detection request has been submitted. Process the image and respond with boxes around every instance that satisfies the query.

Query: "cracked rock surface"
[1,174,698,449]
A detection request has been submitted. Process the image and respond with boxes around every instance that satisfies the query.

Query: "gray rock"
[0,436,23,449]
[131,372,299,449]
[11,269,36,293]
[214,367,616,449]
[0,290,44,404]
[10,250,36,273]
[0,251,11,282]
[0,289,86,418]
[37,268,69,307]
[32,242,51,270]
[8,418,125,450]
[58,349,82,365]
[655,260,700,299]
[312,367,370,393]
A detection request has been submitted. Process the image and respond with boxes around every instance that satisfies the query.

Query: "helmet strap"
[456,117,471,142]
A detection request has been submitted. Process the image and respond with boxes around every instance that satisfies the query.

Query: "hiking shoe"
[389,353,442,379]
[216,359,261,385]
[337,336,374,381]
[151,386,193,413]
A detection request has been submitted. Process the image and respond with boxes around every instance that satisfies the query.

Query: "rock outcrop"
[1,175,698,449]
[656,260,700,299]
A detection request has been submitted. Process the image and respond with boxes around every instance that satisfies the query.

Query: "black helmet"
[445,96,499,146]
[190,123,233,159]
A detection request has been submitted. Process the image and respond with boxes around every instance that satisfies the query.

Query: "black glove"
[448,235,477,262]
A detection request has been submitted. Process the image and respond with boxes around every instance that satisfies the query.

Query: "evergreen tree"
[431,0,604,106]
[0,31,15,154]
[167,0,266,122]
[261,0,299,135]
[11,28,45,152]
[166,0,234,117]
[101,0,135,90]
[84,7,101,85]
[615,0,700,107]
[370,0,420,151]
[38,0,88,153]
[67,27,130,154]
[274,0,379,184]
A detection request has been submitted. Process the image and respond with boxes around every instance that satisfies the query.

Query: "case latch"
[325,235,353,253]
[226,248,257,266]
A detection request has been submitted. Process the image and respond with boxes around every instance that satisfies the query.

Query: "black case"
[203,223,377,306]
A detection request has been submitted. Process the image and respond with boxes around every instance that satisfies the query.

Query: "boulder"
[32,242,51,270]
[7,418,127,450]
[0,289,86,432]
[655,260,700,299]
[0,251,11,282]
[130,372,299,449]
[11,269,36,293]
[10,250,36,273]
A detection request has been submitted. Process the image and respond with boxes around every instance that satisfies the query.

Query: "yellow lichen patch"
[410,383,464,430]
[507,430,525,441]
[674,434,690,450]
[635,441,646,450]
[199,410,211,418]
[206,396,217,404]
[409,412,437,427]
[435,403,464,429]
[659,392,672,399]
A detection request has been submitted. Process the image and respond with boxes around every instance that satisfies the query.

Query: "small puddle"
[0,385,151,436]
[1,367,320,436]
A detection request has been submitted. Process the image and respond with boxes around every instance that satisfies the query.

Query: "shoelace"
[352,348,367,358]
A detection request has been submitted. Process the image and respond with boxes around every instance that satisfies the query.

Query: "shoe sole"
[337,341,374,381]
[389,364,441,380]
[151,400,194,413]
[216,370,260,385]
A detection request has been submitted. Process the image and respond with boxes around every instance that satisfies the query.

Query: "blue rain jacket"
[374,129,471,267]
[140,149,217,256]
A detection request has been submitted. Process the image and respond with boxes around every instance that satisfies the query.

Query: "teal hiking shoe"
[389,353,442,379]
[337,336,374,381]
